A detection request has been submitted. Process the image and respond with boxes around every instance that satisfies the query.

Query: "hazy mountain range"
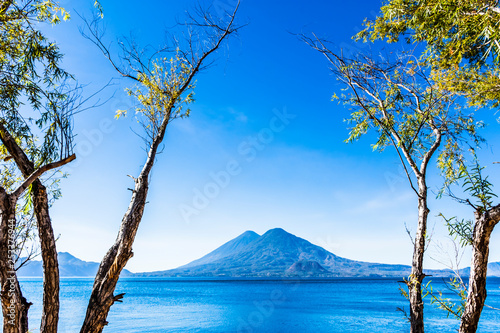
[18,252,133,277]
[18,228,500,278]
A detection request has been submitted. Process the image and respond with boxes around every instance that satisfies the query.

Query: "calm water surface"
[10,277,500,332]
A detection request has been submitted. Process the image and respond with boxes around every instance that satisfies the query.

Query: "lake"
[9,277,500,332]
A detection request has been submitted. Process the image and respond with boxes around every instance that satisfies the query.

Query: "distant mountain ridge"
[17,252,133,277]
[136,228,484,278]
[19,230,500,278]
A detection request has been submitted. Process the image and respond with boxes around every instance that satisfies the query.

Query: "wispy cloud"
[227,107,248,123]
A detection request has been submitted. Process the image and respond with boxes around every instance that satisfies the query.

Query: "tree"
[0,146,74,332]
[302,35,482,333]
[356,2,500,331]
[0,1,79,332]
[77,3,241,332]
[356,0,500,110]
[439,156,500,333]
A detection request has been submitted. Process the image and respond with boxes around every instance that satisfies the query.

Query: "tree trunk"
[408,181,428,333]
[32,181,60,333]
[80,122,166,333]
[0,280,31,333]
[0,123,60,333]
[0,196,31,333]
[459,211,497,333]
[79,174,150,333]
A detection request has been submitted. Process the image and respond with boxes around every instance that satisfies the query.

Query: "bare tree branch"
[11,154,75,200]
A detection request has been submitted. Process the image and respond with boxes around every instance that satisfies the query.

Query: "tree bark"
[0,123,60,333]
[0,192,31,333]
[406,129,439,333]
[408,179,428,333]
[79,118,168,333]
[32,181,60,333]
[459,205,500,333]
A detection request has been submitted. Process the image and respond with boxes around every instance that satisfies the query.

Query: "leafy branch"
[423,278,468,320]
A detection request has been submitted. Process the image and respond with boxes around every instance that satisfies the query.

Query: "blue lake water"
[8,277,500,332]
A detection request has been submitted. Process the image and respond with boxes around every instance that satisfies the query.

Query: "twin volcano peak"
[143,228,415,277]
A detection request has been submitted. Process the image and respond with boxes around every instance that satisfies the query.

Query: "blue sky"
[40,0,500,272]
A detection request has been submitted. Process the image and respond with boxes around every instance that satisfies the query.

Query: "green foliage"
[357,0,500,108]
[439,153,496,247]
[0,0,74,165]
[462,161,496,211]
[431,66,500,109]
[442,152,497,212]
[121,52,196,138]
[341,57,443,158]
[423,278,467,320]
[397,281,411,322]
[441,213,474,247]
[0,0,76,254]
[357,0,500,68]
[328,52,482,181]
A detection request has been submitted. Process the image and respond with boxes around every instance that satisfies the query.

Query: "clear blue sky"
[42,0,500,272]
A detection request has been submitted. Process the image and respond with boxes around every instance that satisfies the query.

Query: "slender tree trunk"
[459,209,498,333]
[32,181,60,333]
[80,121,167,333]
[0,123,60,333]
[78,181,146,332]
[408,180,428,333]
[78,7,238,329]
[0,195,31,333]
